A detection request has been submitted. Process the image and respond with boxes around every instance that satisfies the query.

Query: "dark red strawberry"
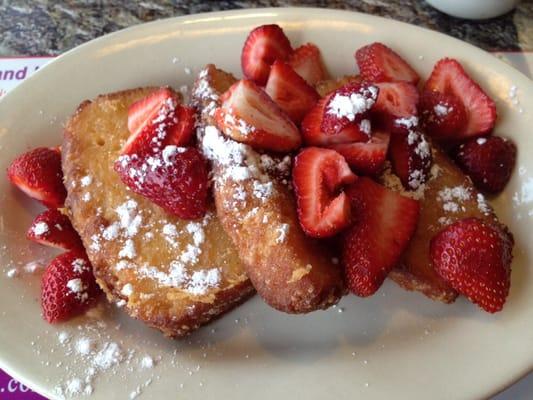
[241,24,293,86]
[389,129,433,190]
[343,177,420,297]
[329,131,390,176]
[424,58,496,138]
[419,90,467,142]
[371,81,419,132]
[355,42,420,85]
[115,147,208,219]
[123,88,195,156]
[288,43,327,85]
[215,79,301,152]
[27,209,84,251]
[41,251,101,323]
[430,218,513,313]
[7,147,66,208]
[455,136,516,194]
[293,147,357,238]
[265,60,320,123]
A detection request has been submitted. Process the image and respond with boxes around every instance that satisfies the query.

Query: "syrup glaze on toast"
[62,88,254,337]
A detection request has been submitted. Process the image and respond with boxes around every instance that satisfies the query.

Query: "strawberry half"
[241,24,293,86]
[419,90,467,142]
[424,58,497,138]
[27,208,84,251]
[123,88,195,156]
[293,147,357,238]
[343,177,420,297]
[329,131,390,176]
[265,60,320,123]
[355,42,420,85]
[41,251,101,323]
[389,129,433,190]
[115,147,208,219]
[214,79,301,152]
[455,136,516,194]
[288,43,327,86]
[371,81,419,132]
[430,218,513,313]
[7,147,67,208]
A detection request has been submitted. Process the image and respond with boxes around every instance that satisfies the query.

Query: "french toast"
[192,65,345,313]
[62,88,254,337]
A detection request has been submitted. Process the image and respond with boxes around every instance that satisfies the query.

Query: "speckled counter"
[0,0,531,56]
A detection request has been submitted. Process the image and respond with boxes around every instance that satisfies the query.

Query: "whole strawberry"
[430,218,513,313]
[41,251,101,323]
[455,136,516,194]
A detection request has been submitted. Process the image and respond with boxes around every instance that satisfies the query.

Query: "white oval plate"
[0,8,531,400]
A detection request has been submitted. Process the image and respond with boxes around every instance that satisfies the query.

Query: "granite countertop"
[0,0,531,56]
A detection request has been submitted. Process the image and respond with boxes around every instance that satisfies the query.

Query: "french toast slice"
[192,65,345,313]
[62,88,254,337]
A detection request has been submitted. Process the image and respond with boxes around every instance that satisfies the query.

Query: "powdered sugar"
[223,109,256,136]
[162,145,187,165]
[187,269,221,295]
[437,185,471,213]
[252,181,273,202]
[275,224,290,244]
[434,103,451,117]
[359,119,371,136]
[80,175,93,187]
[476,137,487,145]
[119,239,136,259]
[327,85,378,121]
[115,200,142,238]
[32,221,49,236]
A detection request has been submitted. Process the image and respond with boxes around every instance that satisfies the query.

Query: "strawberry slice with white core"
[371,81,419,132]
[355,42,420,85]
[265,60,320,123]
[293,147,357,238]
[343,177,420,297]
[329,131,390,176]
[214,79,301,152]
[27,208,84,251]
[424,58,497,138]
[241,24,293,86]
[288,43,328,86]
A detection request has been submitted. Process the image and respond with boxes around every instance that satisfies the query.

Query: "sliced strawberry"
[7,147,66,208]
[293,147,357,238]
[41,251,101,323]
[343,177,420,297]
[329,131,390,176]
[115,147,208,219]
[123,88,195,156]
[241,24,293,86]
[424,58,497,138]
[419,90,467,142]
[301,93,371,146]
[214,79,301,152]
[389,129,433,190]
[265,60,320,123]
[355,42,420,85]
[455,136,516,194]
[27,209,84,251]
[371,81,419,132]
[431,218,513,313]
[288,43,327,86]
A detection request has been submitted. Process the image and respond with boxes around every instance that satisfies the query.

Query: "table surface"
[0,1,531,399]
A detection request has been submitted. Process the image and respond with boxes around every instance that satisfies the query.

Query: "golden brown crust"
[315,75,362,97]
[62,87,254,338]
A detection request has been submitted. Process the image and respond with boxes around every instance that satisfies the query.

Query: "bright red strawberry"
[27,209,84,251]
[41,251,101,323]
[265,60,320,123]
[7,147,66,208]
[455,136,516,194]
[288,43,327,86]
[214,79,301,152]
[424,58,497,138]
[355,42,420,85]
[241,24,293,86]
[389,129,433,190]
[293,147,357,238]
[123,88,195,156]
[329,131,390,176]
[371,81,419,132]
[301,94,371,146]
[419,90,467,141]
[115,147,208,219]
[343,177,420,297]
[430,218,513,313]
